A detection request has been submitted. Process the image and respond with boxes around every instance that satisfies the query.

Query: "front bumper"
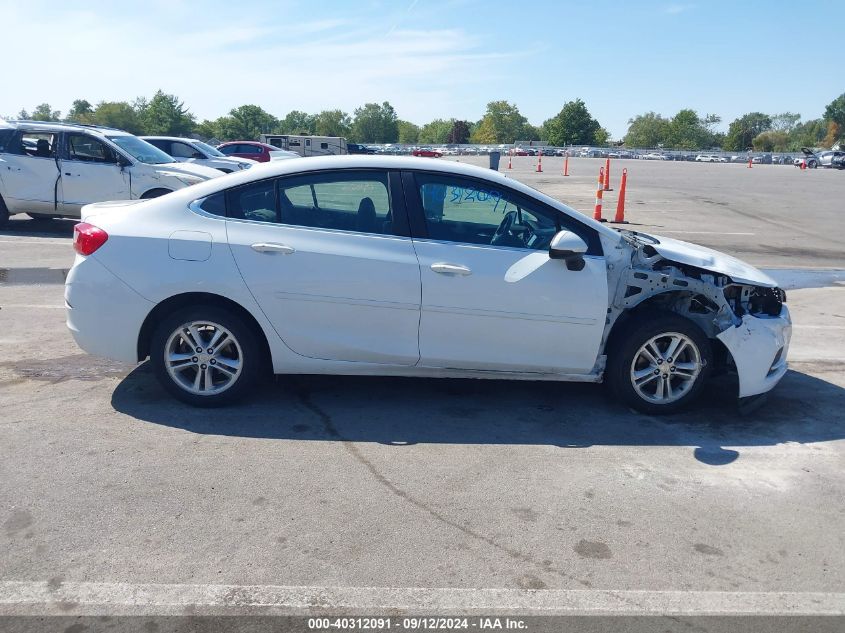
[716,305,792,398]
[65,255,155,364]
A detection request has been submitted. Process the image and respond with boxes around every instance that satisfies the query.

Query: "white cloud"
[664,3,696,14]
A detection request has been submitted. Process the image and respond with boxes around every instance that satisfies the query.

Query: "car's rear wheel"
[150,305,263,407]
[141,188,172,199]
[807,160,818,169]
[607,313,712,414]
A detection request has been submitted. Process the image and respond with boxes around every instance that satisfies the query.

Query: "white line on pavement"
[1,582,844,616]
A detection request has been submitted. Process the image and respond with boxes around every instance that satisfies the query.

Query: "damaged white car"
[65,156,791,412]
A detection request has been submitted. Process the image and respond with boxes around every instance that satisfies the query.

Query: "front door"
[405,171,608,374]
[225,169,421,365]
[60,133,130,213]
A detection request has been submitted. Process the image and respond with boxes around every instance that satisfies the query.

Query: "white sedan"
[66,156,791,413]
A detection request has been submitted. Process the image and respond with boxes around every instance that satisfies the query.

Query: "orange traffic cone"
[507,153,512,170]
[747,158,753,168]
[801,159,806,170]
[563,156,569,176]
[612,168,628,224]
[603,158,612,191]
[536,150,543,173]
[593,167,606,222]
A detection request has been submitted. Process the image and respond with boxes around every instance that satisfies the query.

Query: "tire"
[808,160,818,169]
[140,188,172,199]
[606,312,713,414]
[150,305,264,407]
[0,195,9,228]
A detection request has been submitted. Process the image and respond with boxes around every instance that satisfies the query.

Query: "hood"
[216,156,258,166]
[800,147,818,157]
[644,233,778,287]
[156,162,224,179]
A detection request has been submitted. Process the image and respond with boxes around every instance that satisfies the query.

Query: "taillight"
[73,223,109,256]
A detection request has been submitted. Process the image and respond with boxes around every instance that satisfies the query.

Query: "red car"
[217,141,287,163]
[412,148,442,158]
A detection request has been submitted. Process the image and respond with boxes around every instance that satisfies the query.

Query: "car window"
[0,129,14,153]
[197,192,226,217]
[67,134,115,163]
[227,180,277,223]
[18,132,58,158]
[145,139,171,154]
[237,144,262,155]
[278,171,391,234]
[218,145,236,155]
[171,142,198,158]
[412,172,601,254]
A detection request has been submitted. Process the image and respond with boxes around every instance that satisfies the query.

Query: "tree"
[216,105,279,140]
[194,119,221,141]
[771,112,800,132]
[66,99,93,123]
[594,127,610,146]
[544,99,601,146]
[523,123,543,142]
[351,102,398,143]
[752,130,790,152]
[822,121,842,149]
[723,112,772,151]
[87,102,142,134]
[30,103,61,121]
[418,119,452,144]
[623,112,671,148]
[788,118,826,150]
[397,120,420,144]
[447,120,471,144]
[666,109,712,149]
[278,110,316,135]
[823,93,845,128]
[472,101,528,143]
[314,110,351,137]
[136,90,195,136]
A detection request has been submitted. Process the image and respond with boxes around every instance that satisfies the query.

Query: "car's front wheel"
[607,313,712,414]
[150,305,263,407]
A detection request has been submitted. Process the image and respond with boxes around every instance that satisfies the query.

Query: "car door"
[0,130,61,214]
[224,169,422,365]
[403,170,608,374]
[60,133,130,213]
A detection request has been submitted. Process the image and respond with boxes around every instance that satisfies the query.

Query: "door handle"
[250,242,296,254]
[431,262,471,276]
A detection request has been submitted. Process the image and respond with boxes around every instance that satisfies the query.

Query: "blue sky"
[2,0,842,138]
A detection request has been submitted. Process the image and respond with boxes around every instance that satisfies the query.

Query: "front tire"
[607,313,713,414]
[150,305,263,407]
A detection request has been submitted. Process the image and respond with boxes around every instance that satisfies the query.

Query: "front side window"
[278,171,391,234]
[171,142,199,159]
[67,134,116,163]
[413,173,600,253]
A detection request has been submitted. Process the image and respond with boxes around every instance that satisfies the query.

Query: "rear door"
[225,169,422,365]
[0,130,61,214]
[60,133,130,212]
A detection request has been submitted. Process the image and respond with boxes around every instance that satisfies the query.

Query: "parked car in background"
[141,136,256,173]
[65,156,791,415]
[641,152,667,160]
[695,154,716,162]
[0,120,222,227]
[412,147,442,158]
[794,147,845,169]
[346,143,374,155]
[217,141,298,163]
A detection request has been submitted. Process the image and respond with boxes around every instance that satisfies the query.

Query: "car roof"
[2,120,133,137]
[174,155,622,239]
[140,135,197,142]
[218,140,269,147]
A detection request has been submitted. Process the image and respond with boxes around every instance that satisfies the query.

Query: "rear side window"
[145,139,171,153]
[198,192,226,217]
[0,129,14,153]
[227,180,277,222]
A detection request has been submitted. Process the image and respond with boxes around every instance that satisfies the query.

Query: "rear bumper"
[65,255,154,363]
[716,305,792,398]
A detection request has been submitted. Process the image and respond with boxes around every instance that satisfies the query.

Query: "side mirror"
[549,230,588,270]
[116,154,131,168]
[192,152,205,159]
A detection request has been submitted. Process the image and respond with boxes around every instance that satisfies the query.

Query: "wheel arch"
[137,292,273,371]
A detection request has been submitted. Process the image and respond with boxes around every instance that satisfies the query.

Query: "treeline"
[9,93,608,146]
[625,93,845,151]
[10,91,845,150]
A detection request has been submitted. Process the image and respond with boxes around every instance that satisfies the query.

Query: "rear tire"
[141,188,172,199]
[606,312,713,414]
[150,305,263,407]
[0,195,9,228]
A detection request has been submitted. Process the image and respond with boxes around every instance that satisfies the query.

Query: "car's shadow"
[1,216,75,238]
[111,365,845,466]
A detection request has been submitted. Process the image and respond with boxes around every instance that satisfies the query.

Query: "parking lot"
[1,158,844,622]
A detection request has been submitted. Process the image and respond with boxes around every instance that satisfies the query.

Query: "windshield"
[193,140,225,157]
[106,135,174,164]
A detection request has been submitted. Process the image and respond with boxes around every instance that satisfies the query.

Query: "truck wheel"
[606,313,713,414]
[150,305,263,407]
